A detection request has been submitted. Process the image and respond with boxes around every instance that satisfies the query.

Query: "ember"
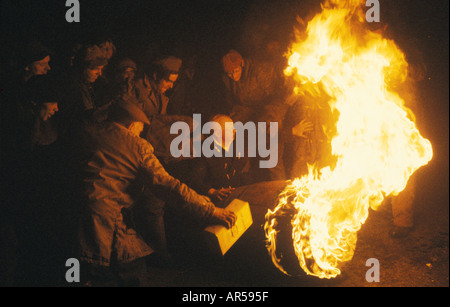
[265,0,433,279]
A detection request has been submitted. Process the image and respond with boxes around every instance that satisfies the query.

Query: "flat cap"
[117,58,137,71]
[111,100,150,125]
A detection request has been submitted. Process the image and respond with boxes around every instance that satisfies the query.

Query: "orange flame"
[265,0,433,279]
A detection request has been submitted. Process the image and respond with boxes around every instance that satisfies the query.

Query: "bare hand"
[292,119,314,138]
[208,187,235,201]
[210,207,237,229]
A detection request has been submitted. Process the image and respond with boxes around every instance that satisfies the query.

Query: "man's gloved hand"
[210,207,237,229]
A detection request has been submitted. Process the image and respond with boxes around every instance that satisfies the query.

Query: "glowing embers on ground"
[264,0,433,279]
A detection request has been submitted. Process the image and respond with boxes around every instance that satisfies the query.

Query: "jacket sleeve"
[137,139,215,220]
[222,74,236,112]
[255,62,290,128]
[187,158,210,196]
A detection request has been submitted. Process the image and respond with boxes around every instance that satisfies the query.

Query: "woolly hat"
[222,50,244,73]
[80,40,116,68]
[21,41,53,68]
[154,56,182,74]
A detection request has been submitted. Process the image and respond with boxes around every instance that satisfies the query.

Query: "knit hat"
[222,50,244,73]
[98,40,116,60]
[20,41,53,68]
[154,56,182,74]
[79,40,116,69]
[84,45,109,68]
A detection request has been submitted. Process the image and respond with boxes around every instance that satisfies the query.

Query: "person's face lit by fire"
[26,56,51,76]
[84,65,105,83]
[157,73,178,94]
[227,66,242,82]
[221,121,236,151]
[120,67,136,83]
[212,116,236,151]
[142,74,152,97]
[39,102,58,121]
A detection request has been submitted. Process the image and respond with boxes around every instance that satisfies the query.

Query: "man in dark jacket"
[60,40,116,131]
[221,50,289,181]
[188,114,253,203]
[77,101,235,285]
[221,49,288,125]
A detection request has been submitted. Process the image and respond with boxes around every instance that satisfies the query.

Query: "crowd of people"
[0,36,323,286]
[0,30,415,286]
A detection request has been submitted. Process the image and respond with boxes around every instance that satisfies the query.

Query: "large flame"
[265,0,433,279]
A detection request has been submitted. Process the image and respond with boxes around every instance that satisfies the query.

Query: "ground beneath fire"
[144,166,449,288]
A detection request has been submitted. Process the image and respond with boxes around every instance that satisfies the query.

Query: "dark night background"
[0,0,448,287]
[1,0,447,153]
[1,0,447,173]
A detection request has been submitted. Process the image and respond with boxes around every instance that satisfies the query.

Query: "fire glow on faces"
[227,66,243,82]
[27,56,51,76]
[264,0,433,279]
[84,65,105,83]
[158,73,178,94]
[39,102,58,121]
